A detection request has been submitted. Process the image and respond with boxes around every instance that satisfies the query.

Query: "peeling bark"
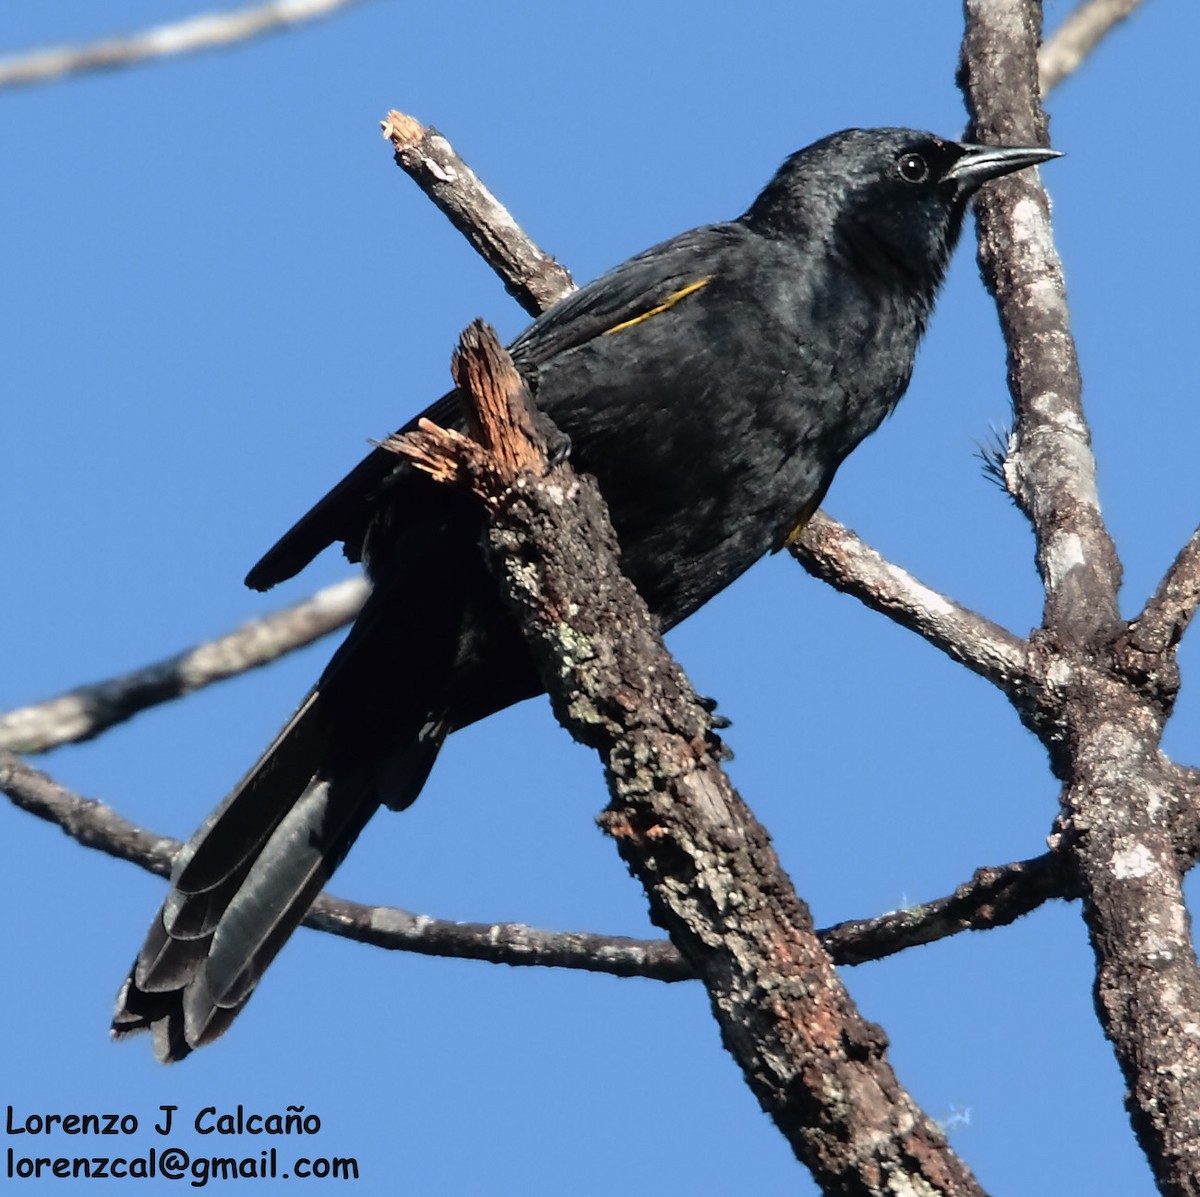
[382,321,988,1197]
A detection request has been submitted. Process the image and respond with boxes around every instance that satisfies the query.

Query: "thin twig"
[0,578,367,755]
[0,0,374,91]
[0,0,1137,97]
[0,746,1066,981]
[1126,525,1200,658]
[792,512,1030,695]
[0,747,688,981]
[1,749,177,875]
[823,852,1072,964]
[383,112,575,317]
[312,853,1072,972]
[306,899,692,980]
[1039,0,1146,93]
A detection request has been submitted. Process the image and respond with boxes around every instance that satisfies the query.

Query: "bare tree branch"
[824,852,1071,965]
[1054,746,1200,1197]
[1,54,1137,767]
[0,746,691,981]
[791,511,1031,695]
[0,578,367,756]
[0,742,1074,990]
[963,4,1122,647]
[1039,0,1146,93]
[0,0,1130,97]
[383,112,575,317]
[0,0,375,92]
[961,4,1200,1192]
[305,897,693,981]
[315,851,1074,976]
[381,321,988,1195]
[1,748,176,876]
[1127,524,1200,659]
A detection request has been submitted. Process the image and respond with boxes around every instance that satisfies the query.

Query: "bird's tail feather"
[112,691,446,1061]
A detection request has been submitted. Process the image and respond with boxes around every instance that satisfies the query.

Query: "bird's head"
[744,127,1059,303]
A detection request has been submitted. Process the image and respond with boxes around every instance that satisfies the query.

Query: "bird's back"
[515,218,924,625]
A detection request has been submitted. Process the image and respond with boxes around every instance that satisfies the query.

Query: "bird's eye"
[897,152,929,184]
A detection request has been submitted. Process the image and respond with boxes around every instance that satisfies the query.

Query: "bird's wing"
[244,390,461,591]
[508,223,738,369]
[245,222,742,592]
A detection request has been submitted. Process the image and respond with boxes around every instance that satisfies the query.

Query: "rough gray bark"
[961,3,1200,1193]
[386,321,988,1197]
[2,4,1195,1192]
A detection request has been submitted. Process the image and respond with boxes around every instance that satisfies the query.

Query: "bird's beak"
[943,143,1062,191]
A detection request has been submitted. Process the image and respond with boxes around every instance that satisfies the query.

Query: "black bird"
[114,128,1057,1059]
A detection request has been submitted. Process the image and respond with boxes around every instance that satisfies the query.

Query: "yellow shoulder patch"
[781,494,822,548]
[782,491,830,551]
[778,474,834,551]
[603,276,712,337]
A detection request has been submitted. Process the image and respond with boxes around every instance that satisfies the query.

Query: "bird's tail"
[112,689,445,1061]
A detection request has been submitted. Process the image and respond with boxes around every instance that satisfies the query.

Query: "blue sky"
[3,2,1197,1193]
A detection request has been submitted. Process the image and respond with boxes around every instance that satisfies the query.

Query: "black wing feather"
[244,223,739,592]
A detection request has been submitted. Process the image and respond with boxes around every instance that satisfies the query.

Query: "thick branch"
[961,0,1122,646]
[0,578,366,755]
[383,322,987,1196]
[383,112,575,317]
[0,0,373,91]
[1055,722,1200,1197]
[961,5,1200,1193]
[1038,0,1146,93]
[791,512,1030,695]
